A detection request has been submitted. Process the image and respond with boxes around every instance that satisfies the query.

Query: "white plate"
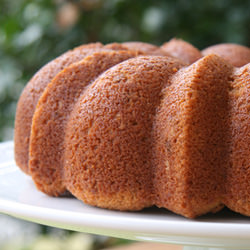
[0,141,249,249]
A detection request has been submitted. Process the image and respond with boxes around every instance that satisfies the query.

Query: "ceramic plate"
[0,141,249,249]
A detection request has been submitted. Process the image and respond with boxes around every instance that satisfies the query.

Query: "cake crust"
[152,54,233,218]
[29,50,138,196]
[202,43,250,67]
[14,43,103,174]
[161,38,202,64]
[123,41,171,56]
[14,40,250,218]
[64,56,184,210]
[226,64,250,216]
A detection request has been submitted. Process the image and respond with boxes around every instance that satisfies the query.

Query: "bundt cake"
[14,39,250,218]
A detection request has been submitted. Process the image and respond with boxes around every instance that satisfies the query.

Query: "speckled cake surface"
[14,39,250,218]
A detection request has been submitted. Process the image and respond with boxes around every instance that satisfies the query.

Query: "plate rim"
[0,141,250,248]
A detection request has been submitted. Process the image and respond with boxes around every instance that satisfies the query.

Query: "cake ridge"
[152,54,234,218]
[14,43,104,174]
[161,38,250,67]
[29,50,138,196]
[225,63,250,216]
[64,56,185,210]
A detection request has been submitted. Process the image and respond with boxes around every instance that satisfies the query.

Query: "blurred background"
[0,0,250,249]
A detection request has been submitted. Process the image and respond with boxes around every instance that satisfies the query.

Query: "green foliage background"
[0,0,250,141]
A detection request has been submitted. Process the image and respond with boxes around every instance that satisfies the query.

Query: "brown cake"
[14,42,162,175]
[64,56,184,210]
[153,54,233,218]
[162,38,250,67]
[202,43,250,67]
[29,50,138,196]
[14,40,250,218]
[123,41,170,56]
[161,38,202,64]
[225,64,250,215]
[14,42,103,174]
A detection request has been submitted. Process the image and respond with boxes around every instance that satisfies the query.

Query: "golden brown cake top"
[202,43,250,67]
[161,38,202,64]
[123,41,170,56]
